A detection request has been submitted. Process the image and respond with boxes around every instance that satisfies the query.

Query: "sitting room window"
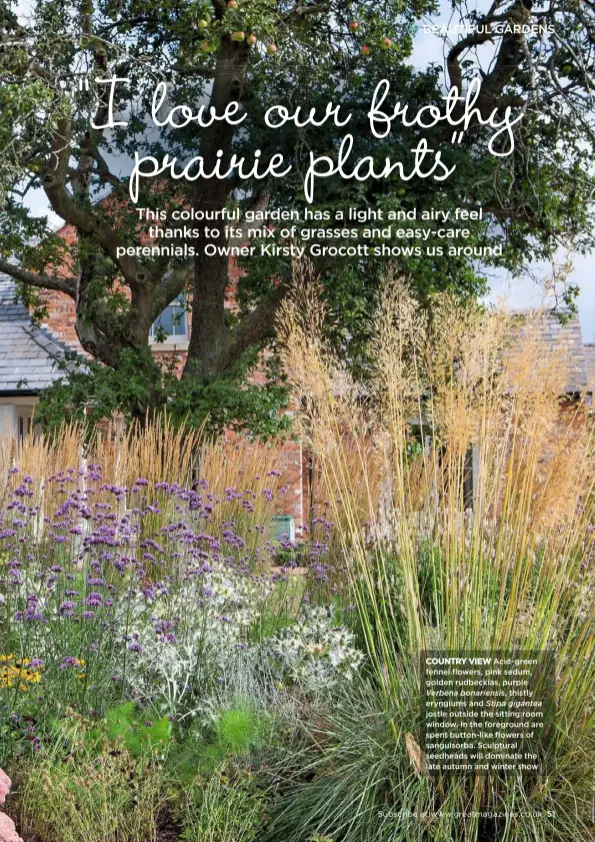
[150,296,188,343]
[17,408,40,443]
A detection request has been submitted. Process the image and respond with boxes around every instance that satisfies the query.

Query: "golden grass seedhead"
[279,260,594,707]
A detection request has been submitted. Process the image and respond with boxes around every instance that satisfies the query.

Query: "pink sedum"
[0,771,11,806]
[0,770,23,842]
[0,813,22,842]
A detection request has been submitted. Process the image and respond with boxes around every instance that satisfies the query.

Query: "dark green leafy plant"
[34,347,292,439]
[104,702,172,758]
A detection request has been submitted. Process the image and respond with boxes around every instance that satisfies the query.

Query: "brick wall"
[43,221,245,351]
[41,289,79,346]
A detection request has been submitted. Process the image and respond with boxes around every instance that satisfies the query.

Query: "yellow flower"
[0,654,42,692]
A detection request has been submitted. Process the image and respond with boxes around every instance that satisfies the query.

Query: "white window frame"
[149,296,189,349]
[0,398,40,442]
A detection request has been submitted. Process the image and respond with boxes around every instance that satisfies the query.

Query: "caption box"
[421,650,555,773]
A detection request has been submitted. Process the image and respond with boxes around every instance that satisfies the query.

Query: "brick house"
[0,273,77,441]
[0,235,592,531]
[0,234,310,532]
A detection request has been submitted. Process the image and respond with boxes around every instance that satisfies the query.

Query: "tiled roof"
[509,311,589,395]
[0,274,79,393]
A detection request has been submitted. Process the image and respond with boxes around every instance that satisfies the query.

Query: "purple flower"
[60,656,81,669]
[0,529,17,540]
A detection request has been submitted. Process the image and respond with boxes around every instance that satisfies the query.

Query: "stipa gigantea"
[276,264,595,842]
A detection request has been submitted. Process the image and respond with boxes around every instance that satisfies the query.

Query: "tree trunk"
[184,37,249,383]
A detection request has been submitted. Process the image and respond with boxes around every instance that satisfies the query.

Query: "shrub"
[104,702,172,758]
[216,706,263,755]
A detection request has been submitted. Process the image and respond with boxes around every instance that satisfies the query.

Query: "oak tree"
[0,0,593,431]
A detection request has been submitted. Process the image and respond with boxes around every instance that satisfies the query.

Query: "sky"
[13,0,595,340]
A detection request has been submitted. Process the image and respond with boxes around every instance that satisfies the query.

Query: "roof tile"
[0,274,80,393]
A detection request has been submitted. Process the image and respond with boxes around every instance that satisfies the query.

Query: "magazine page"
[0,0,594,840]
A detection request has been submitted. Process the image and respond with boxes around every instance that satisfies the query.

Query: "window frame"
[149,296,189,347]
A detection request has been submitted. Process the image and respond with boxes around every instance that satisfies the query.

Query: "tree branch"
[446,0,532,117]
[215,281,289,374]
[150,262,193,321]
[211,0,227,20]
[0,257,77,297]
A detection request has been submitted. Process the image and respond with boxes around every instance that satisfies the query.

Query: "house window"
[17,410,38,444]
[150,297,188,343]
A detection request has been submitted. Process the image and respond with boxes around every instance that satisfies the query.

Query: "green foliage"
[162,351,292,439]
[216,706,263,755]
[104,702,172,758]
[35,346,292,439]
[167,703,270,787]
[180,769,264,842]
[19,741,163,842]
[3,0,594,432]
[265,682,416,842]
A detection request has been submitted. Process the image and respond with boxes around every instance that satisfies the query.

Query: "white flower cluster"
[267,606,364,691]
[121,562,272,716]
[122,630,203,715]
